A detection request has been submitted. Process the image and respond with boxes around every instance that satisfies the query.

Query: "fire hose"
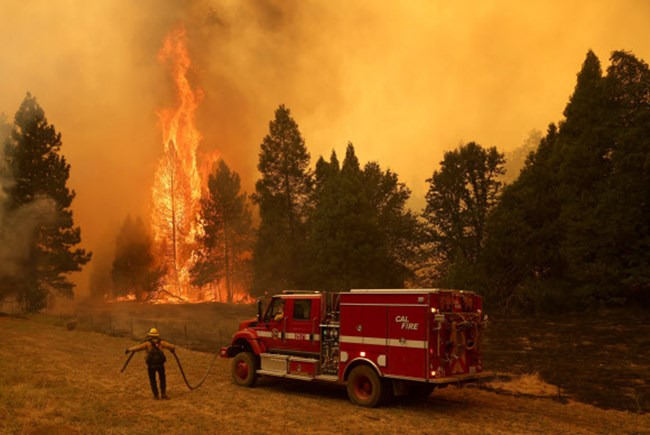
[120,351,135,373]
[120,349,219,391]
[171,351,219,390]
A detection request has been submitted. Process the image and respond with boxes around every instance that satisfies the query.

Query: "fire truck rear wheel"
[231,352,257,387]
[347,365,383,407]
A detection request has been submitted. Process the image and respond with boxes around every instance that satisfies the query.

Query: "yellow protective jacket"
[128,339,175,363]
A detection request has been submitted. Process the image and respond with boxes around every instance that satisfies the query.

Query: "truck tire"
[231,352,257,387]
[347,365,383,407]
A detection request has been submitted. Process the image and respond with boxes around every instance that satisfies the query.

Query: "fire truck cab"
[221,289,488,407]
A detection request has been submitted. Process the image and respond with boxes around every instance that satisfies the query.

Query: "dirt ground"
[1,316,648,434]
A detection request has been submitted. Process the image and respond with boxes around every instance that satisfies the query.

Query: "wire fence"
[0,299,20,315]
[49,309,241,353]
[1,298,251,353]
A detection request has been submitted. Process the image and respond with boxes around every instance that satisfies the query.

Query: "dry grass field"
[1,315,648,434]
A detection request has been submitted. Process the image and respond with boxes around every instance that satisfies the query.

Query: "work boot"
[153,395,160,400]
[161,393,169,400]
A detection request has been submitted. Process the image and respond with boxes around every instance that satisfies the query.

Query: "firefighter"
[126,327,176,400]
[273,300,285,321]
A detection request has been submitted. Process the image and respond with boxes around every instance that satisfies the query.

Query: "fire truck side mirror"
[256,298,263,322]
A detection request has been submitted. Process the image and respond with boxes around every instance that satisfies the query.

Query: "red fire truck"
[220,289,488,406]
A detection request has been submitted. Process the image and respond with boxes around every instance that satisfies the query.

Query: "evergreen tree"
[553,50,613,300]
[480,125,566,310]
[305,144,419,290]
[422,142,504,287]
[592,51,650,303]
[481,50,650,310]
[2,93,91,312]
[191,159,253,302]
[0,112,10,194]
[0,113,10,146]
[111,216,163,300]
[252,105,312,293]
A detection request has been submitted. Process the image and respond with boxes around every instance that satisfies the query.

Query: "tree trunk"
[167,143,182,299]
[225,227,232,303]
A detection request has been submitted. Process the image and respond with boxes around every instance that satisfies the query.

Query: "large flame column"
[151,26,203,301]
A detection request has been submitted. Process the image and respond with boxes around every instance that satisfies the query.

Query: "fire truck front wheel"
[231,352,257,387]
[347,365,383,407]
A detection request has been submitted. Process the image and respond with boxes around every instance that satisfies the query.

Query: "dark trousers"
[147,365,166,397]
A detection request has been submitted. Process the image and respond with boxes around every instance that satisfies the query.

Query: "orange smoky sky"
[1,0,649,296]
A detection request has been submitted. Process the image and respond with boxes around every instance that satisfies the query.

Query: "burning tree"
[146,26,253,304]
[150,27,206,301]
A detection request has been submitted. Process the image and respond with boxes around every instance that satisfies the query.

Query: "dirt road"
[0,316,647,434]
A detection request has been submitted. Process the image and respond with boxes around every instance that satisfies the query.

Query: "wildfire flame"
[148,26,252,305]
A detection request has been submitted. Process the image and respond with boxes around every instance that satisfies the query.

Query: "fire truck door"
[284,297,320,355]
[261,297,288,351]
[386,306,427,380]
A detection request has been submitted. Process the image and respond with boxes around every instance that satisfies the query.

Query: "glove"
[170,348,176,354]
[125,349,130,355]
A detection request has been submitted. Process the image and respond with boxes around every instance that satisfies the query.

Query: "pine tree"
[2,93,91,312]
[480,50,650,310]
[305,144,419,290]
[422,142,505,287]
[554,50,613,299]
[480,124,565,310]
[191,159,253,302]
[111,216,163,300]
[594,51,650,303]
[252,105,312,293]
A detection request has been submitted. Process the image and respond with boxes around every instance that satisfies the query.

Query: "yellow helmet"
[148,328,160,337]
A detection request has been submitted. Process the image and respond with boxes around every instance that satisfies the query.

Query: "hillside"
[1,316,648,434]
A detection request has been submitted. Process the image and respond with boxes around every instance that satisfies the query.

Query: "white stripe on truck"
[340,335,427,349]
[255,330,320,341]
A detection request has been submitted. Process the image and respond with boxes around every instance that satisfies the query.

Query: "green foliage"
[480,125,566,310]
[422,142,505,287]
[191,159,253,302]
[252,105,312,294]
[111,216,163,300]
[304,144,420,290]
[481,50,650,311]
[1,93,91,312]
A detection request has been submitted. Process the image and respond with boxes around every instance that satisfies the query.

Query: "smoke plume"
[0,132,56,280]
[1,1,649,295]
